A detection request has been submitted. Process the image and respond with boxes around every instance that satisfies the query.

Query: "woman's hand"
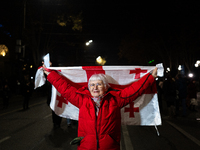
[152,67,157,78]
[42,61,51,75]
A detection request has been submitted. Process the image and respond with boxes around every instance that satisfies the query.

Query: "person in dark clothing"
[163,74,177,117]
[22,75,32,110]
[2,83,10,109]
[45,61,62,130]
[187,79,198,111]
[16,79,21,95]
[175,74,187,116]
[46,81,62,129]
[157,78,164,113]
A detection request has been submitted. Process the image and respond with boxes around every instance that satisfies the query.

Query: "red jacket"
[47,71,155,150]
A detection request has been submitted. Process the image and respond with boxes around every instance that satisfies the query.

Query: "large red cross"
[56,95,68,108]
[124,102,139,118]
[130,68,147,79]
[82,66,105,81]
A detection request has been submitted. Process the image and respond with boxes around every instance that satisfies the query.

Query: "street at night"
[0,91,200,150]
[1,1,200,150]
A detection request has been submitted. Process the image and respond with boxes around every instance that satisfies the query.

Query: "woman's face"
[89,80,107,97]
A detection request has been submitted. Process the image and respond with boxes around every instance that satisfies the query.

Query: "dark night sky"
[1,1,200,66]
[82,1,200,65]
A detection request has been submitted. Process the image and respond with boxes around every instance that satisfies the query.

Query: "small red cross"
[124,102,139,118]
[130,68,147,79]
[56,95,68,108]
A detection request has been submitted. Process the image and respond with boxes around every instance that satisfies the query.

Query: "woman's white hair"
[88,74,110,90]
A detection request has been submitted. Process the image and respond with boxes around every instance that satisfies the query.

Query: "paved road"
[0,91,200,150]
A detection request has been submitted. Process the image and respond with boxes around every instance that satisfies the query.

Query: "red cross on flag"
[35,64,164,125]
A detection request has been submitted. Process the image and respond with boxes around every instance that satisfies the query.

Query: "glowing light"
[1,51,6,56]
[188,73,193,78]
[178,65,182,70]
[195,60,200,67]
[96,56,102,63]
[86,40,93,46]
[30,65,33,68]
[167,67,170,71]
[0,45,8,56]
[148,60,154,63]
[96,56,106,65]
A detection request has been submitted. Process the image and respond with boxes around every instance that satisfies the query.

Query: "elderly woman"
[43,66,157,150]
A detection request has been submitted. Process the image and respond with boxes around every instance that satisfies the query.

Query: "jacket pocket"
[100,134,120,149]
[79,135,96,150]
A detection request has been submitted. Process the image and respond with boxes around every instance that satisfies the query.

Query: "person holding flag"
[43,64,157,150]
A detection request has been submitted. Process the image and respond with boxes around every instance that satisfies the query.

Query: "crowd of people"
[157,73,200,118]
[0,75,34,110]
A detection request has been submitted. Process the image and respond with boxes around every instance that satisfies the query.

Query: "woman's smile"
[89,80,107,97]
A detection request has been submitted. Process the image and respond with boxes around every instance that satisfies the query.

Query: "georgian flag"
[35,64,164,126]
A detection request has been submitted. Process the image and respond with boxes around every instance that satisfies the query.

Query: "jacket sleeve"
[47,71,83,108]
[116,73,155,108]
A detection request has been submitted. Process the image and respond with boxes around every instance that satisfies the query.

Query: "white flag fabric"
[35,64,164,126]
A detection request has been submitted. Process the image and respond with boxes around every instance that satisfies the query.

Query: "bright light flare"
[195,60,200,67]
[188,73,193,78]
[1,51,6,56]
[178,65,182,70]
[167,67,170,71]
[85,40,93,46]
[96,56,106,65]
[96,56,102,63]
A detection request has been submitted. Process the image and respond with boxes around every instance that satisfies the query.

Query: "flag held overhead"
[35,64,163,126]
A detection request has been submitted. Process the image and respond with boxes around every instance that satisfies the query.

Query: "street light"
[166,67,170,73]
[195,60,200,67]
[188,73,193,78]
[86,40,93,46]
[178,65,182,71]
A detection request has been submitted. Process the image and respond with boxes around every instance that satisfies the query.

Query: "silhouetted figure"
[16,79,21,95]
[175,74,187,117]
[157,78,164,113]
[45,61,62,130]
[46,80,62,130]
[22,75,32,110]
[2,83,10,109]
[163,75,177,118]
[187,79,198,112]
